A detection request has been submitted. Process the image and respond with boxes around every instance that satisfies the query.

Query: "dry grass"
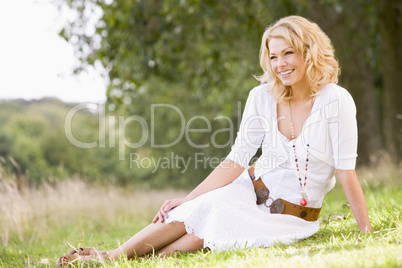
[0,171,186,248]
[356,157,402,186]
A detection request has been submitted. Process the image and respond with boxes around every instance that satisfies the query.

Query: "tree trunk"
[377,0,402,163]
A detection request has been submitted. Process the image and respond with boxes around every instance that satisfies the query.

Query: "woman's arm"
[153,158,245,223]
[336,169,372,233]
[185,158,245,199]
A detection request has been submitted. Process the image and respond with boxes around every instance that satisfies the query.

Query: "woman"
[57,15,372,266]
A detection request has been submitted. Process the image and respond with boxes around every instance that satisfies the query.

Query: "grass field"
[0,163,401,267]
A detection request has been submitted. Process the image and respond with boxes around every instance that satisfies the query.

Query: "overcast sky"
[0,0,107,103]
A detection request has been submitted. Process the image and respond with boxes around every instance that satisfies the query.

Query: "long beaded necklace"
[289,98,313,207]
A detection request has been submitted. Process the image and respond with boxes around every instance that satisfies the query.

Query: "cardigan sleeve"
[226,88,266,168]
[326,87,358,170]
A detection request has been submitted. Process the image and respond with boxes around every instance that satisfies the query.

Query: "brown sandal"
[56,253,80,267]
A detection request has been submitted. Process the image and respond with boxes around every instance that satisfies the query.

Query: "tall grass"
[0,162,401,267]
[0,168,186,248]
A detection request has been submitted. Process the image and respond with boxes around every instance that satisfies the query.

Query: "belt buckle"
[256,188,284,214]
[270,199,285,214]
[256,188,274,207]
[256,188,285,214]
[256,188,270,205]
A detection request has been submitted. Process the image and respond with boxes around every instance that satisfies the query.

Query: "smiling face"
[268,37,308,90]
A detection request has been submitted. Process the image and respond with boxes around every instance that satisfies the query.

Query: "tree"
[376,0,402,163]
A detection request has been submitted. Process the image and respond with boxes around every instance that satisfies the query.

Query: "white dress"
[165,83,358,251]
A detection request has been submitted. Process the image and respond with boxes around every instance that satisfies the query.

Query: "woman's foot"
[76,247,108,256]
[56,249,110,267]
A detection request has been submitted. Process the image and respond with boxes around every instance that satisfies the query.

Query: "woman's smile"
[279,69,294,78]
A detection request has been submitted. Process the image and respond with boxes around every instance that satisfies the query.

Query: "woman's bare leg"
[106,221,187,260]
[157,232,204,257]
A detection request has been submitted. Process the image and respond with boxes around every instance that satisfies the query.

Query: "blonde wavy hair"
[256,16,340,103]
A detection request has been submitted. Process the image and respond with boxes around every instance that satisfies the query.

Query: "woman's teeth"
[280,70,293,77]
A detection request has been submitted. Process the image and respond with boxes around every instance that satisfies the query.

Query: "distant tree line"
[0,98,148,187]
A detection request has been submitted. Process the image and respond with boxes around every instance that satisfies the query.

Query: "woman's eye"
[270,56,277,60]
[285,51,293,55]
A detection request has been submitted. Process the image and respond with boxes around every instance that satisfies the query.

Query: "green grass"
[0,166,401,267]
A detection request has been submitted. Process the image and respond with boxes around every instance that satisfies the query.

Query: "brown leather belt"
[248,165,321,222]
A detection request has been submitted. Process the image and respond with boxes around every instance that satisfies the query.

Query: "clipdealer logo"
[64,102,242,160]
[63,98,343,168]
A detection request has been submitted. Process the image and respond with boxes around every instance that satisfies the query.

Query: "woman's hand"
[336,169,372,233]
[152,197,191,224]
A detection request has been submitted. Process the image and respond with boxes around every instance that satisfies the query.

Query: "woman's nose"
[278,56,286,67]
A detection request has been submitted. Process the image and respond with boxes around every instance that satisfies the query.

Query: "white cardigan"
[227,83,358,201]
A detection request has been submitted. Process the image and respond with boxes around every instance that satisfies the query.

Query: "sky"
[0,0,107,103]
